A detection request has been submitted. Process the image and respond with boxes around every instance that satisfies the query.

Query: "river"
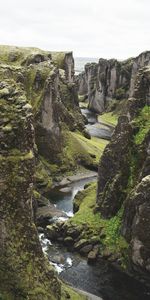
[39,108,150,300]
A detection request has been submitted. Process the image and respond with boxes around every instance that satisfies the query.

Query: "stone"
[64,236,74,246]
[122,175,150,277]
[36,205,67,227]
[0,86,60,298]
[51,255,65,265]
[66,226,81,239]
[46,225,58,240]
[79,244,93,255]
[95,65,150,283]
[74,239,89,250]
[76,51,150,113]
[87,246,99,264]
[97,115,133,217]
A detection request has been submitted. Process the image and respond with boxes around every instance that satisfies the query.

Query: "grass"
[72,131,108,163]
[134,105,150,145]
[61,284,87,300]
[79,101,88,108]
[70,183,128,256]
[0,45,69,68]
[35,130,108,190]
[98,112,118,126]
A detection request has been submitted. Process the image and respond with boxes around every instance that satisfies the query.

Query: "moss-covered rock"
[96,66,150,281]
[76,51,150,114]
[0,89,61,299]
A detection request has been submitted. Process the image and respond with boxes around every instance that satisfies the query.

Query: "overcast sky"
[0,0,149,59]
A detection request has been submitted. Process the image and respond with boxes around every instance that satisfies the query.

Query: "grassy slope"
[61,130,108,169]
[72,132,108,163]
[98,112,118,126]
[0,45,68,67]
[70,183,128,260]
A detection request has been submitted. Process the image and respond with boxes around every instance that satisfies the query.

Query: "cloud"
[0,0,149,59]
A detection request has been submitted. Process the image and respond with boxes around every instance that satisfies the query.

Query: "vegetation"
[134,105,150,144]
[61,130,108,170]
[115,87,126,100]
[79,101,88,108]
[98,112,118,126]
[61,284,87,300]
[70,183,128,257]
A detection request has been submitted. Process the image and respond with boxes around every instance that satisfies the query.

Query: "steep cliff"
[0,45,85,167]
[77,51,150,113]
[0,82,61,299]
[96,66,150,281]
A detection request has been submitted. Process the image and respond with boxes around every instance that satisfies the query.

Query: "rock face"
[77,51,150,113]
[129,51,150,97]
[0,45,85,165]
[0,83,60,299]
[122,175,150,275]
[97,115,133,217]
[96,66,150,281]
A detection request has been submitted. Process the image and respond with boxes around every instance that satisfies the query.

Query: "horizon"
[0,43,149,62]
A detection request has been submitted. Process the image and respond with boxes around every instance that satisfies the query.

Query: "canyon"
[0,46,150,300]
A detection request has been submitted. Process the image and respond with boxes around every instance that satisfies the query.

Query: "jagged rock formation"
[0,82,61,299]
[96,66,150,281]
[0,46,85,166]
[77,51,150,113]
[97,115,133,217]
[130,51,150,97]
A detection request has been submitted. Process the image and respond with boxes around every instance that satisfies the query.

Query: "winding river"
[39,108,150,300]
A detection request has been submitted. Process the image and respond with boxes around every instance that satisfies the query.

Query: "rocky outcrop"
[96,66,150,281]
[97,115,133,217]
[129,51,150,97]
[0,83,61,299]
[0,45,85,166]
[77,51,150,113]
[122,175,150,277]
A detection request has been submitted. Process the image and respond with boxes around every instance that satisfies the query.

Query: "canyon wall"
[96,65,150,281]
[0,46,85,166]
[0,45,87,299]
[77,51,150,113]
[0,81,61,299]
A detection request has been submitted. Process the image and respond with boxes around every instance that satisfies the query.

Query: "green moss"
[71,131,108,164]
[35,160,52,188]
[25,63,54,113]
[61,131,92,169]
[0,153,60,300]
[115,87,126,100]
[134,105,150,145]
[61,284,87,300]
[98,112,118,126]
[79,101,88,108]
[51,52,66,69]
[60,130,108,171]
[70,183,128,259]
[0,45,49,66]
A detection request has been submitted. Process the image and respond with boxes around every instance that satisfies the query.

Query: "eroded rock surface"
[0,84,60,299]
[77,51,150,113]
[96,66,150,281]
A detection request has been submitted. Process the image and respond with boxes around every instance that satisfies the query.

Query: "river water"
[39,108,150,300]
[81,108,114,140]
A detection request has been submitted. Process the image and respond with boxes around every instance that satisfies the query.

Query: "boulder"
[74,239,89,250]
[87,245,99,264]
[79,244,93,255]
[37,205,67,227]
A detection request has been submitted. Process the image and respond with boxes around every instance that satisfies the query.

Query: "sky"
[0,0,150,59]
